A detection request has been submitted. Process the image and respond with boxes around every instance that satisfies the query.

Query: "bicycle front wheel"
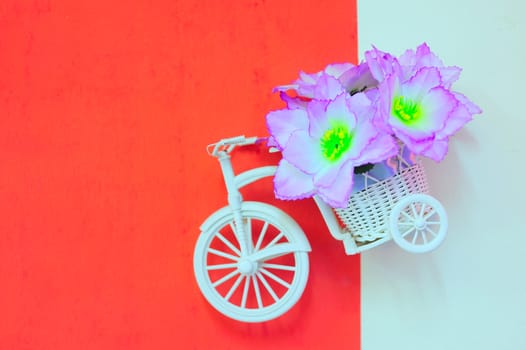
[193,202,310,323]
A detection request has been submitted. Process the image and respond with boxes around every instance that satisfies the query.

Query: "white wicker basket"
[334,162,430,242]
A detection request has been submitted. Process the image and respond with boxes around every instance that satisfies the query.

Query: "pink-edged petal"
[407,43,443,76]
[292,71,319,98]
[347,92,374,117]
[345,117,378,160]
[364,46,400,83]
[402,67,442,99]
[439,66,461,88]
[364,87,380,103]
[436,102,472,139]
[324,62,355,78]
[390,118,434,140]
[420,138,449,162]
[419,87,458,132]
[267,136,279,149]
[297,70,318,85]
[273,159,316,200]
[375,75,396,129]
[354,132,399,165]
[453,91,482,115]
[279,91,309,110]
[388,109,434,142]
[400,43,461,87]
[338,62,378,92]
[415,42,443,67]
[266,109,309,149]
[310,73,345,100]
[398,48,416,67]
[395,129,435,155]
[317,160,355,208]
[306,99,331,138]
[325,93,356,128]
[313,161,343,189]
[282,130,325,174]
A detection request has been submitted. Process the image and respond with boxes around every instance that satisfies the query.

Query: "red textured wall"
[0,1,359,349]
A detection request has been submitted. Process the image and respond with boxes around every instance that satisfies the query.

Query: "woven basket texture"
[335,163,430,242]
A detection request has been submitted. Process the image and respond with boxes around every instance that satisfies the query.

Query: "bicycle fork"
[217,152,252,256]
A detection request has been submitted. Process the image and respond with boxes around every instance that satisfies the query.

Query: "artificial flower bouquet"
[266,43,482,209]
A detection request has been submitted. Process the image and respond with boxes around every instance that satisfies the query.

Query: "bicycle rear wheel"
[390,194,448,253]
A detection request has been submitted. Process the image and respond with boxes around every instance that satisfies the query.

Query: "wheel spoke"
[212,269,239,288]
[421,230,428,244]
[215,231,241,256]
[206,263,238,270]
[426,221,441,225]
[229,222,237,236]
[262,263,296,272]
[254,221,269,252]
[260,268,291,289]
[257,272,279,302]
[401,227,415,238]
[264,231,285,250]
[398,221,414,227]
[248,243,296,262]
[207,248,239,261]
[423,209,437,220]
[425,226,438,237]
[411,230,419,244]
[245,217,253,253]
[252,275,263,308]
[240,276,250,308]
[419,202,427,217]
[410,203,418,217]
[225,274,244,301]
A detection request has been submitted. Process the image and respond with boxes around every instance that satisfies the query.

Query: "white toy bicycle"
[193,135,448,323]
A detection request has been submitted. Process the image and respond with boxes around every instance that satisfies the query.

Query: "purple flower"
[266,44,482,206]
[267,93,398,207]
[338,62,379,95]
[273,62,378,109]
[376,66,480,161]
[274,63,352,101]
[364,46,401,83]
[365,43,462,88]
[364,43,482,161]
[398,43,461,88]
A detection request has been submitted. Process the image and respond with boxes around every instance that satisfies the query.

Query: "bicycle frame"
[207,135,391,256]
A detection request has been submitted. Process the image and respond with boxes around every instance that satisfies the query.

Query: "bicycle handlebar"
[221,135,247,145]
[207,135,264,157]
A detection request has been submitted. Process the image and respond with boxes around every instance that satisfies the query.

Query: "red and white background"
[0,0,524,349]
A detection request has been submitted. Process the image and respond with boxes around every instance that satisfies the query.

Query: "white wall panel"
[358,0,526,349]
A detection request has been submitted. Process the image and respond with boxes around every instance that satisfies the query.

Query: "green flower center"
[320,125,353,162]
[392,96,423,125]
